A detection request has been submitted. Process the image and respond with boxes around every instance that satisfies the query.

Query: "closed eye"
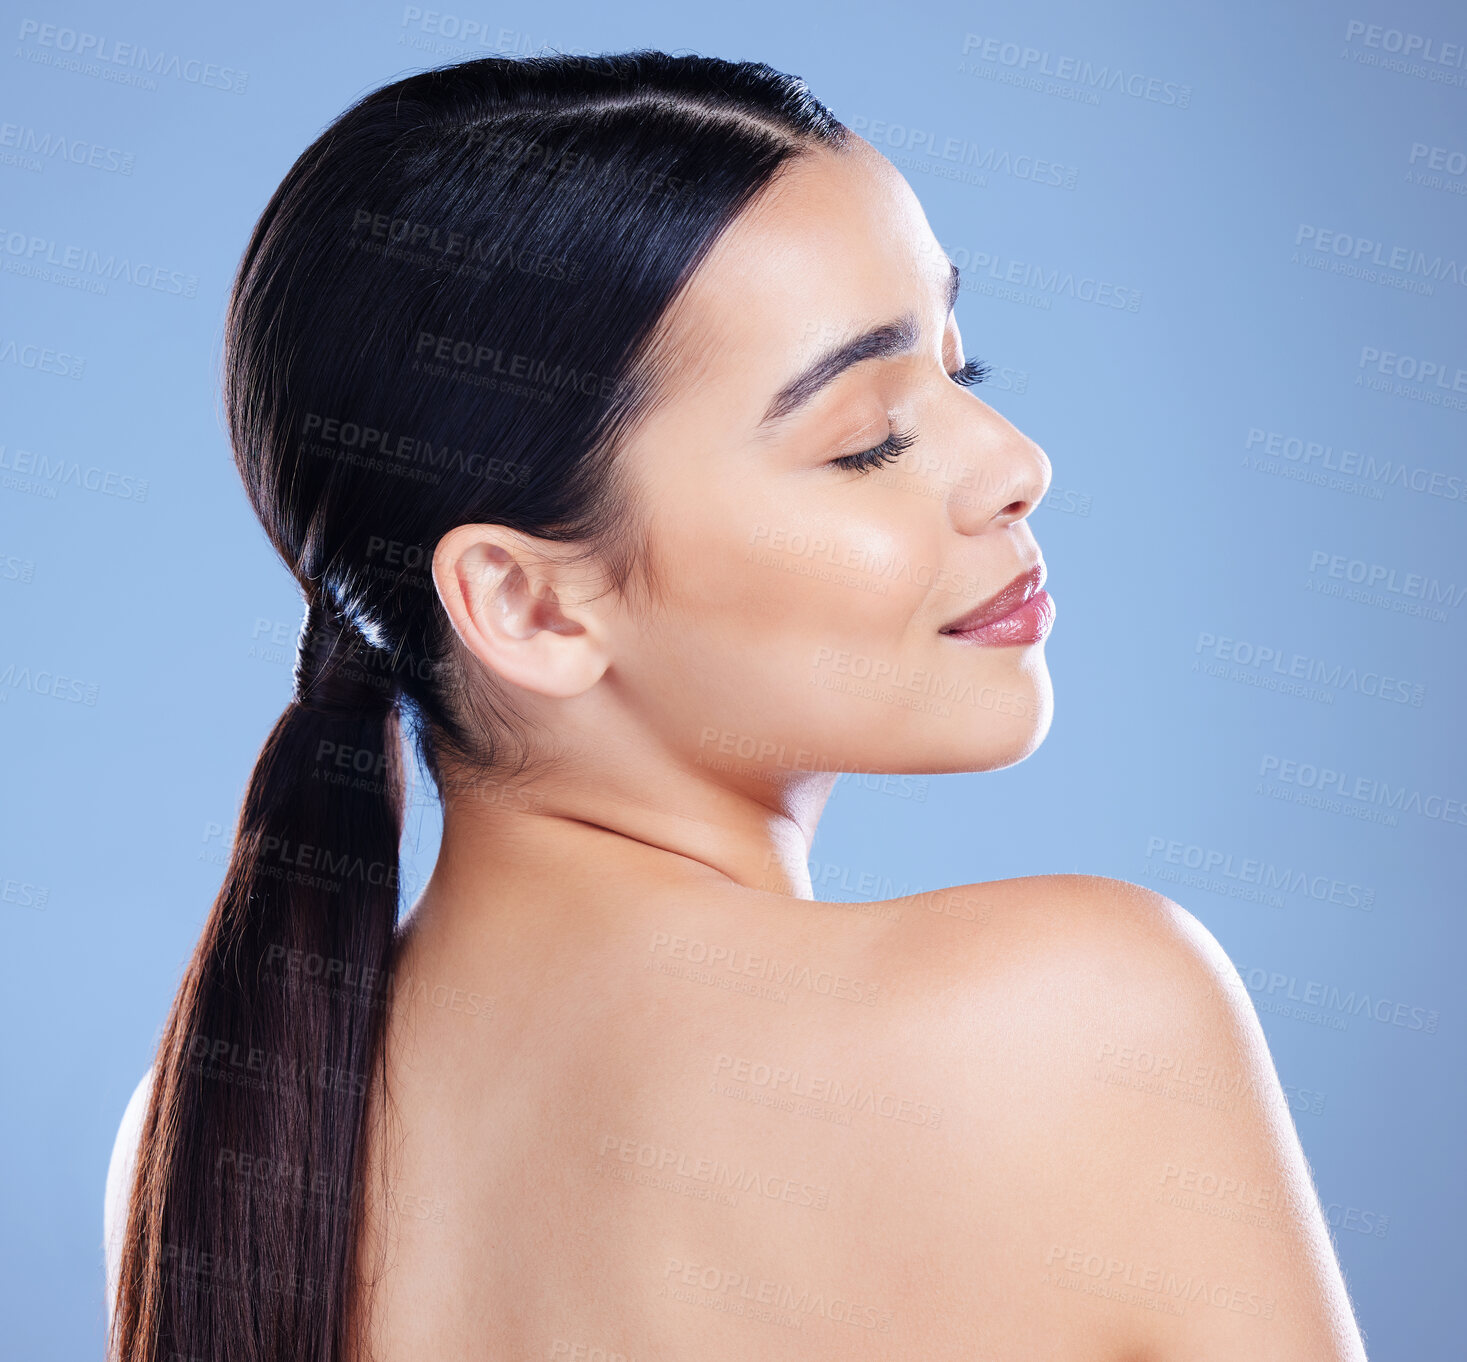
[829,426,917,474]
[949,356,992,388]
[828,356,993,473]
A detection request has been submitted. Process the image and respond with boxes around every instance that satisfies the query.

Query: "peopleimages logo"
[941,240,1143,312]
[1235,966,1439,1034]
[0,444,147,500]
[958,33,1192,108]
[0,337,84,379]
[1307,551,1465,611]
[845,115,1078,190]
[1409,143,1467,177]
[0,224,198,296]
[1242,429,1467,504]
[14,19,249,93]
[1043,1245,1272,1318]
[661,1257,894,1332]
[648,930,880,1006]
[1143,837,1374,910]
[1355,347,1467,413]
[1258,754,1467,827]
[1343,20,1467,70]
[0,121,135,174]
[597,1133,829,1209]
[1194,633,1426,707]
[1294,225,1466,292]
[712,1053,944,1129]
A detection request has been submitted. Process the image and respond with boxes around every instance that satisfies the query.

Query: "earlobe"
[431,524,612,699]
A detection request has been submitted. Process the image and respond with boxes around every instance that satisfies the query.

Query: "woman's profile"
[103,50,1369,1361]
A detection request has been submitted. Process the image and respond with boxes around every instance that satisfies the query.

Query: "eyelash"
[829,357,994,473]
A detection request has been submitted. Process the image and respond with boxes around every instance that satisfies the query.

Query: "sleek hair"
[109,49,848,1362]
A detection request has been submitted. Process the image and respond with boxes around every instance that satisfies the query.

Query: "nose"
[944,401,1052,534]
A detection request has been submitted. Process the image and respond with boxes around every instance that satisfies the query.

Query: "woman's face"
[596,134,1055,783]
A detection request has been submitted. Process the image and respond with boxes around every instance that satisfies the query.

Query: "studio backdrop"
[0,1,1461,1357]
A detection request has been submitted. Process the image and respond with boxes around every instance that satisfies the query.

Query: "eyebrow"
[758,260,962,429]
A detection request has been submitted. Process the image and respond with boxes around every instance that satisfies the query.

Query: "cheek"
[656,475,926,653]
[628,482,945,746]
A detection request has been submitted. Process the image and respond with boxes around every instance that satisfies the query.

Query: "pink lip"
[940,564,1055,647]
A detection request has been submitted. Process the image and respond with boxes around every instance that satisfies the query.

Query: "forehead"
[650,138,950,409]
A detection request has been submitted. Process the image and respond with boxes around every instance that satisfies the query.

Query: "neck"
[421,748,839,916]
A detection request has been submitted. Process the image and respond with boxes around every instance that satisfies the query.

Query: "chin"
[987,705,1053,771]
[950,663,1054,774]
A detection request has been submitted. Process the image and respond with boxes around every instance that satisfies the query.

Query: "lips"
[939,563,1054,646]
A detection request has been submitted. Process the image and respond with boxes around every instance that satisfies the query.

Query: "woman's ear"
[432,523,614,698]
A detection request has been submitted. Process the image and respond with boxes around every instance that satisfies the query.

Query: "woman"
[105,50,1368,1361]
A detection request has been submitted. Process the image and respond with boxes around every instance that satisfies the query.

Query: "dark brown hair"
[110,49,847,1361]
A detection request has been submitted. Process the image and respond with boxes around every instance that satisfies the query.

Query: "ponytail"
[108,46,850,1358]
[109,601,404,1360]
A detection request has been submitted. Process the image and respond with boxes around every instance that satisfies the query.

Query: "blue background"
[1,0,1462,1356]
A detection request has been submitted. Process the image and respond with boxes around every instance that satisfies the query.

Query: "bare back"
[353,873,1363,1362]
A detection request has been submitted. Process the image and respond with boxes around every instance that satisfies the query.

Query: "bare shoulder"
[883,871,1257,1120]
[912,870,1227,955]
[897,871,1274,1142]
[883,873,1368,1360]
[103,1068,153,1326]
[887,872,1242,1031]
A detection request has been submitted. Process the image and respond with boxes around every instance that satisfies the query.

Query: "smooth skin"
[343,136,1370,1359]
[114,132,1371,1359]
